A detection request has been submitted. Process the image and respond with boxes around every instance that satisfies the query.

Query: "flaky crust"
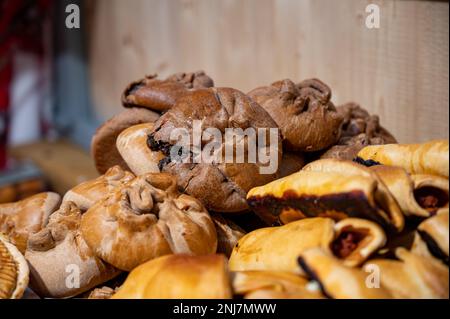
[122,71,214,112]
[0,192,61,253]
[248,78,343,152]
[80,173,217,271]
[62,166,135,211]
[356,140,449,177]
[147,87,282,212]
[91,108,160,174]
[25,202,120,298]
[112,254,232,299]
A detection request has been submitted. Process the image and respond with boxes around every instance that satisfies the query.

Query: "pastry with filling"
[112,254,232,299]
[211,213,246,257]
[0,192,61,253]
[248,78,343,152]
[229,217,386,274]
[355,140,449,178]
[366,248,448,299]
[417,211,449,264]
[298,247,392,299]
[25,202,120,298]
[62,165,135,211]
[80,173,217,271]
[0,234,29,299]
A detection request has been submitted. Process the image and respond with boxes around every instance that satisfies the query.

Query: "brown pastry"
[417,211,449,264]
[232,270,324,299]
[122,71,214,112]
[62,165,135,211]
[147,87,282,212]
[276,152,305,178]
[247,159,404,231]
[80,173,217,271]
[211,213,246,257]
[25,202,120,298]
[248,78,343,152]
[112,254,232,299]
[0,192,61,252]
[412,174,449,216]
[321,102,396,160]
[298,247,392,299]
[229,217,386,274]
[88,286,116,299]
[355,140,449,177]
[0,234,29,299]
[366,248,448,298]
[91,107,160,174]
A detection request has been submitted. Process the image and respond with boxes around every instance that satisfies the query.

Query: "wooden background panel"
[87,0,449,143]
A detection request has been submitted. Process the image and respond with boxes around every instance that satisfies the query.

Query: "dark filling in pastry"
[418,230,449,265]
[147,133,182,171]
[297,256,332,299]
[413,186,448,214]
[331,226,368,258]
[353,157,381,167]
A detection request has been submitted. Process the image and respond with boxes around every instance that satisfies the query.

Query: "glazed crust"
[112,254,232,299]
[356,140,449,177]
[122,71,214,112]
[80,173,217,271]
[0,192,61,253]
[25,202,120,298]
[248,78,343,152]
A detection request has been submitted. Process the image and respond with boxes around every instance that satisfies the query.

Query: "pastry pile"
[0,71,448,299]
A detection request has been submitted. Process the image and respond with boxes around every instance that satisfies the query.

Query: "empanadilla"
[355,140,449,178]
[417,211,449,264]
[411,174,449,216]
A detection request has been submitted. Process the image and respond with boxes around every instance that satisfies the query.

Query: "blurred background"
[0,0,448,202]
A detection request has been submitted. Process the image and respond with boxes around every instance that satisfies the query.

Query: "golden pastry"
[417,211,449,264]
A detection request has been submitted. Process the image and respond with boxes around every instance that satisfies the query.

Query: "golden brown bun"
[356,140,449,177]
[367,248,448,298]
[298,248,392,299]
[211,213,246,257]
[232,270,323,299]
[0,192,61,253]
[248,79,343,152]
[91,108,160,174]
[0,234,29,299]
[116,123,165,175]
[229,217,385,274]
[80,173,217,271]
[62,165,134,211]
[25,202,120,298]
[112,254,232,299]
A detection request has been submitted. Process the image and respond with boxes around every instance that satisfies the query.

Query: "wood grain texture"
[87,0,449,143]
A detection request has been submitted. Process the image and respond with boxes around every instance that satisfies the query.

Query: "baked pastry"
[147,87,282,212]
[247,159,404,231]
[0,234,29,299]
[276,152,305,178]
[355,140,449,177]
[25,201,120,298]
[0,192,61,252]
[417,211,449,264]
[62,165,135,211]
[369,166,448,218]
[88,286,116,299]
[211,213,246,257]
[80,173,217,271]
[229,217,386,274]
[232,270,323,299]
[116,123,165,175]
[112,254,232,299]
[248,78,343,152]
[91,107,160,174]
[122,71,214,112]
[366,248,448,298]
[298,248,392,299]
[321,102,396,160]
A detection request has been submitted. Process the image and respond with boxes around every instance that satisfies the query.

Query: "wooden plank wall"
[86,0,449,143]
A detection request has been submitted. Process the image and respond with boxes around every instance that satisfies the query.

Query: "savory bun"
[112,254,232,299]
[0,233,29,299]
[25,202,120,298]
[0,192,61,253]
[148,87,282,212]
[116,123,165,175]
[122,71,214,112]
[248,78,343,152]
[80,173,217,271]
[91,108,160,174]
[62,165,135,211]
